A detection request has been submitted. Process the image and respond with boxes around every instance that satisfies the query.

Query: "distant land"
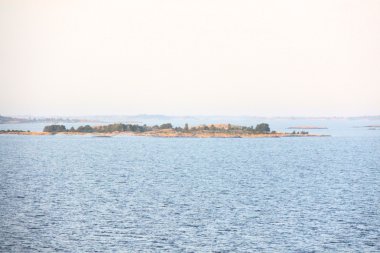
[1,114,380,125]
[0,115,94,124]
[288,126,328,130]
[0,122,330,138]
[71,114,380,123]
[362,125,380,130]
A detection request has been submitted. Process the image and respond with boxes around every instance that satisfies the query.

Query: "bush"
[76,125,94,133]
[160,123,173,129]
[255,123,270,133]
[43,125,66,132]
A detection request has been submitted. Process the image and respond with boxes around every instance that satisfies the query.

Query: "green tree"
[77,125,93,133]
[255,123,270,133]
[43,125,67,132]
[160,123,173,129]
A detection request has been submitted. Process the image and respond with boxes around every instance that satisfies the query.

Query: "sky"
[0,0,379,117]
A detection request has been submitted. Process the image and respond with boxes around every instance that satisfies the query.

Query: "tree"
[76,125,93,133]
[255,123,270,133]
[174,127,183,132]
[43,125,66,132]
[159,123,173,129]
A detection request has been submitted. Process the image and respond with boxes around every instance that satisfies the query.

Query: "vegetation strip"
[0,123,330,138]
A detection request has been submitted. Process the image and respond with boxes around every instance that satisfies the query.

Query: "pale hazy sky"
[0,0,379,117]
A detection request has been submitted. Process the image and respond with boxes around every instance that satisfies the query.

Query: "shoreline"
[0,131,330,138]
[0,122,331,138]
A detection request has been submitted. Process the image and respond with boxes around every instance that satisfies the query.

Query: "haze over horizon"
[1,0,379,117]
[2,113,380,120]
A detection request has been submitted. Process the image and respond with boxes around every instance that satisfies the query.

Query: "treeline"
[43,123,171,133]
[44,124,135,133]
[187,123,271,133]
[43,122,272,133]
[0,129,29,133]
[291,130,309,135]
[43,125,67,132]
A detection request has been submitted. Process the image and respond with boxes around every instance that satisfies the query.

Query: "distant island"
[287,126,328,130]
[361,125,380,130]
[0,115,92,124]
[0,123,329,138]
[2,114,380,125]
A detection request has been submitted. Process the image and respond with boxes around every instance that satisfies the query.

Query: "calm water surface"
[1,127,380,251]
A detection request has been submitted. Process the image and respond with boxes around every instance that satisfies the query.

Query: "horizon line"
[2,113,380,119]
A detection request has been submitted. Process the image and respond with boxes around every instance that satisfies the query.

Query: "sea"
[0,119,379,252]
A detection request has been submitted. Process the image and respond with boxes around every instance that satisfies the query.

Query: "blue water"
[1,123,380,251]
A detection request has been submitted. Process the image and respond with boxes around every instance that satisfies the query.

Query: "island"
[0,114,93,124]
[0,123,330,138]
[362,125,380,130]
[287,126,328,130]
